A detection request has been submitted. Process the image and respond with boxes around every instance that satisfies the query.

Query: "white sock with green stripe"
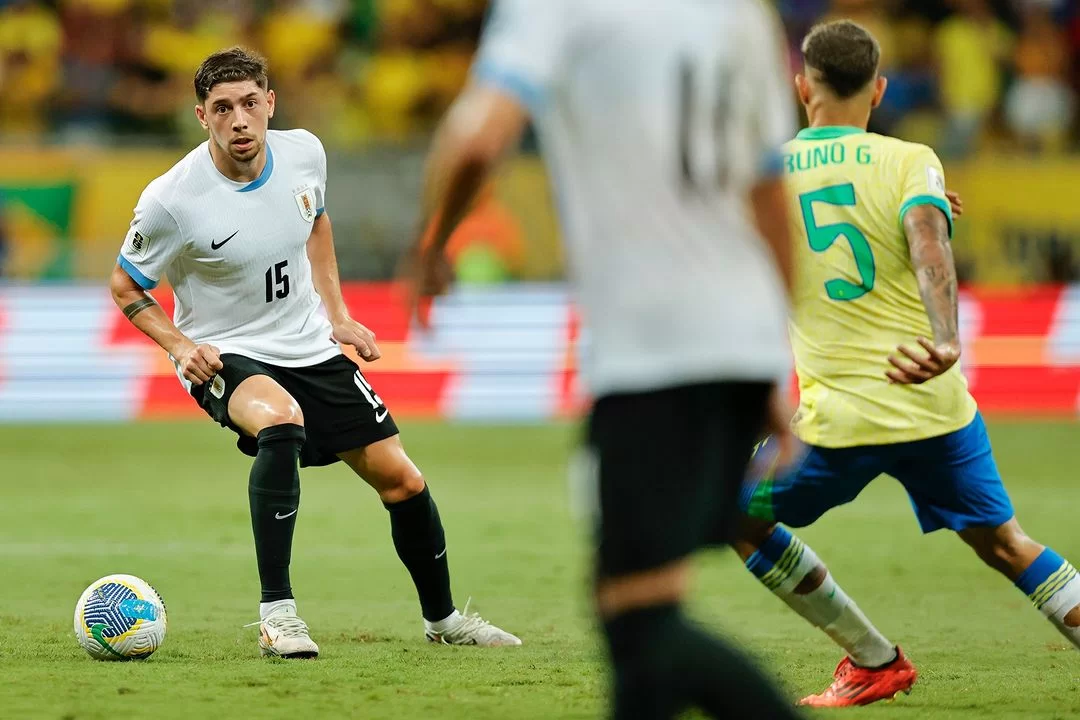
[1014,548,1080,650]
[745,526,896,667]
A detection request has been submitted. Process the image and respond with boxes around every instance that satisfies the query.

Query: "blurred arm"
[750,177,794,300]
[740,2,796,302]
[421,86,529,254]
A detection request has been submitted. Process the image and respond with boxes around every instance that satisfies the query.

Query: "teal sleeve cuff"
[899,195,953,238]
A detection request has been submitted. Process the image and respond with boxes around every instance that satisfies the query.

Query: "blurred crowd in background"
[3,0,1080,285]
[0,0,486,147]
[784,0,1080,157]
[0,0,1077,155]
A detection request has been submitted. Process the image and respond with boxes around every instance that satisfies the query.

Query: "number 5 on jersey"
[799,183,875,301]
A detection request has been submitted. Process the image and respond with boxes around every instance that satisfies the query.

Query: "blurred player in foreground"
[734,20,1080,708]
[108,47,520,659]
[411,1,805,718]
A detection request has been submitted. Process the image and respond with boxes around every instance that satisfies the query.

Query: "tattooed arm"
[886,204,961,384]
[907,205,958,346]
[109,264,222,385]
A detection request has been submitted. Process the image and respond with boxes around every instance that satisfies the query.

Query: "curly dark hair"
[194,47,269,103]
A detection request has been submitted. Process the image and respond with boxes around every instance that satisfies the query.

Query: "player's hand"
[886,337,960,385]
[332,319,382,362]
[402,245,453,329]
[946,190,964,219]
[177,343,223,385]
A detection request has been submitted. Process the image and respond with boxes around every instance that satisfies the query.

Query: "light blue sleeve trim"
[759,148,785,177]
[899,194,954,238]
[315,207,325,218]
[472,60,545,115]
[238,144,275,193]
[117,254,159,290]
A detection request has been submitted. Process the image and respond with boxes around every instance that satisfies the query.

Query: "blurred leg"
[592,383,801,719]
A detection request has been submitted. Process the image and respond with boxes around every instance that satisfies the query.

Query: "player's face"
[196,81,276,165]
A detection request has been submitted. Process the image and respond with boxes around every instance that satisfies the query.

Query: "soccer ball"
[73,574,167,661]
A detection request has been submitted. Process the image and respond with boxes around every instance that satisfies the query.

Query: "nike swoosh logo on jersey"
[274,509,298,520]
[376,408,389,423]
[210,230,239,250]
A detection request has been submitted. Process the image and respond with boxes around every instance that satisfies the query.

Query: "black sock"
[249,423,304,603]
[384,485,454,621]
[602,604,800,720]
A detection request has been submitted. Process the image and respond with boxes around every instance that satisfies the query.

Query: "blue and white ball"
[74,574,167,661]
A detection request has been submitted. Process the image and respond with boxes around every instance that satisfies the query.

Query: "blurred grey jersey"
[117,129,339,371]
[473,0,795,396]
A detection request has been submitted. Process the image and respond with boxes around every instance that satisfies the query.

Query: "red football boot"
[799,647,917,707]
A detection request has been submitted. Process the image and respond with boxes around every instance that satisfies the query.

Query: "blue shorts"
[740,413,1015,533]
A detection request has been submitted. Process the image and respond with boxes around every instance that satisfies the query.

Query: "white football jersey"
[473,0,796,396]
[118,129,340,373]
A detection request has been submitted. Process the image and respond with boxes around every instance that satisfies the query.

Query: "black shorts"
[588,381,772,578]
[190,353,400,467]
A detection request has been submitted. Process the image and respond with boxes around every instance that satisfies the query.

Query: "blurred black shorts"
[588,381,772,578]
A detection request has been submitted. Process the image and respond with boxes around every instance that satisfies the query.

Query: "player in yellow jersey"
[734,20,1080,708]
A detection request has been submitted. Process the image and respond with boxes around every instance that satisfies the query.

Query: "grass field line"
[0,540,567,559]
[0,539,419,558]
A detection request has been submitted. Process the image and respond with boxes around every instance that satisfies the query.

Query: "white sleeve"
[312,133,327,216]
[470,0,573,114]
[741,4,797,178]
[117,191,184,290]
[288,129,328,216]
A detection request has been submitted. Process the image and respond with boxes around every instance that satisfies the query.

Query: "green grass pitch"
[1,419,1078,719]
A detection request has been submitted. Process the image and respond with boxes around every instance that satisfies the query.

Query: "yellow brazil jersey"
[781,126,977,448]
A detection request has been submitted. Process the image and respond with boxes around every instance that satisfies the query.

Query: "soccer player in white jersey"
[108,47,520,658]
[410,2,804,717]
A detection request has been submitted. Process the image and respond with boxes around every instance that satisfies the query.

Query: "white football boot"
[424,599,522,647]
[248,601,319,659]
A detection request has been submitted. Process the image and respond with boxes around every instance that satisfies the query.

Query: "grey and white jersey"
[118,129,340,372]
[473,0,796,396]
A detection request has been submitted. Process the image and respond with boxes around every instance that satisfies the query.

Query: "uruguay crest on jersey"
[294,187,317,222]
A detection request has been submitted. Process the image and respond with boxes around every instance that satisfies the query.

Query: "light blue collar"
[237,142,274,192]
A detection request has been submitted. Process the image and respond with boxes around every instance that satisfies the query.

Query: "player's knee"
[988,536,1029,568]
[963,520,1038,574]
[595,561,690,618]
[732,517,778,561]
[742,517,779,546]
[260,402,304,431]
[377,465,426,504]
